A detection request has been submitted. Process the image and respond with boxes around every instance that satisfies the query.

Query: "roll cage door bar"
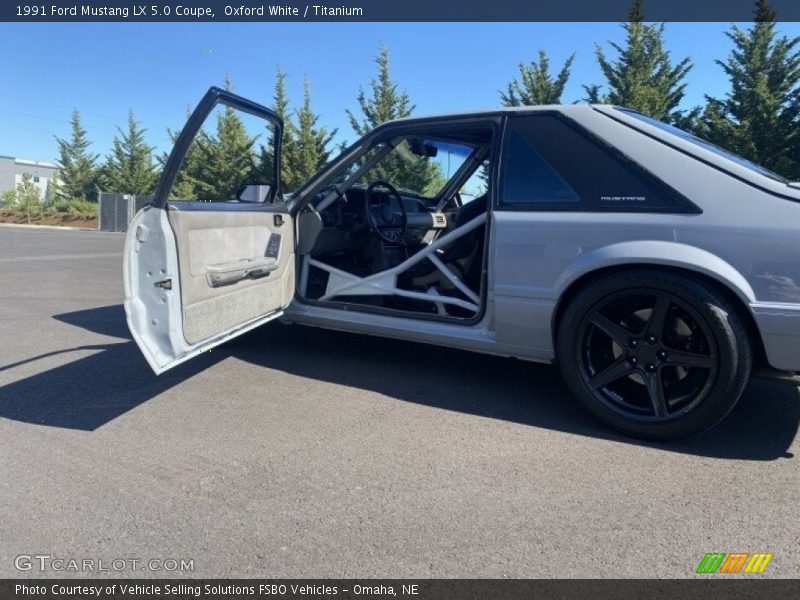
[299,212,487,314]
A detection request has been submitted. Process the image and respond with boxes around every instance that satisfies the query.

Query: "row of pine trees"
[42,0,800,206]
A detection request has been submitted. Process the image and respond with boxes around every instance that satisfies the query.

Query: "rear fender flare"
[553,240,756,307]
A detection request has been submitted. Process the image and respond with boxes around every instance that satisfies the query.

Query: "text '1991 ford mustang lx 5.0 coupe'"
[125,87,800,440]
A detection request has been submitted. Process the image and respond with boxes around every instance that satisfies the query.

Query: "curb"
[0,222,103,232]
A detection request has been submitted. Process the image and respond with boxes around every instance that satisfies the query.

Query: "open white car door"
[124,87,295,374]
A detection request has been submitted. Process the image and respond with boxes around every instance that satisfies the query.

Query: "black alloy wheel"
[557,270,752,440]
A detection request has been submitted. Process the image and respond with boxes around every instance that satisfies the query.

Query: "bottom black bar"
[2,579,799,600]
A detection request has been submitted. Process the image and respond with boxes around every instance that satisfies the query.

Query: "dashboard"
[312,186,448,246]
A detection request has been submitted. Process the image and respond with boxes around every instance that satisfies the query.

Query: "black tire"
[556,270,752,441]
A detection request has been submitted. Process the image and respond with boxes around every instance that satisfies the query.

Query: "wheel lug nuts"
[630,339,639,348]
[647,335,657,344]
[630,357,638,365]
[646,364,656,372]
[657,351,667,360]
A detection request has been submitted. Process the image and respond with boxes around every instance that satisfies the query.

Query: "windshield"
[615,108,789,184]
[350,137,474,199]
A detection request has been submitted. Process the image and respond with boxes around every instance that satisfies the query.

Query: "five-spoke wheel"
[557,270,752,440]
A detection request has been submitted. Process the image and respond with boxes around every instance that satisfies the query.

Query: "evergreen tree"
[259,66,300,193]
[103,111,159,195]
[44,172,59,206]
[166,76,264,200]
[584,0,692,123]
[14,173,42,224]
[259,71,337,194]
[54,110,99,201]
[794,91,800,175]
[170,153,200,200]
[193,111,258,200]
[346,46,444,195]
[347,46,415,135]
[164,107,201,200]
[699,0,800,178]
[193,76,258,200]
[292,78,336,187]
[501,51,575,106]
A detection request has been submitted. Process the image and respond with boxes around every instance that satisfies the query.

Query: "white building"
[0,155,59,199]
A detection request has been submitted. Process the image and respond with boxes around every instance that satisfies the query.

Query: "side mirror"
[236,184,271,203]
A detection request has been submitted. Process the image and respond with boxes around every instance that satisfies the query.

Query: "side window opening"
[168,104,278,204]
[503,130,579,204]
[500,114,696,212]
[459,159,490,204]
[298,124,496,322]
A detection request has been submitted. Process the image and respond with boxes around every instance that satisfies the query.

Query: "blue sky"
[2,21,800,163]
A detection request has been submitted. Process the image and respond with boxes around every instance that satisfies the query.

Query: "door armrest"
[205,256,278,287]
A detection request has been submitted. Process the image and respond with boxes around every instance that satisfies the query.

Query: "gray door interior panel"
[168,207,295,345]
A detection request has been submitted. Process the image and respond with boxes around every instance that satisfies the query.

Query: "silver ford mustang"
[125,87,800,440]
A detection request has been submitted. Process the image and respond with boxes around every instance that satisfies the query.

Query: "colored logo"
[696,552,773,574]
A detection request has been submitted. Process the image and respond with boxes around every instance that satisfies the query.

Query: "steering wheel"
[364,180,408,245]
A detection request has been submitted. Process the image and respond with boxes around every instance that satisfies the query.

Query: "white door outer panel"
[124,207,294,374]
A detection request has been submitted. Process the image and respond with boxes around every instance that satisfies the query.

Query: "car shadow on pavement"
[0,305,797,460]
[231,322,799,462]
[0,305,223,431]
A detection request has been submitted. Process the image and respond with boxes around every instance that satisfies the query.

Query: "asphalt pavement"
[0,224,798,578]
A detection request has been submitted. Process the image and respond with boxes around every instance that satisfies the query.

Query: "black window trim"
[495,111,702,214]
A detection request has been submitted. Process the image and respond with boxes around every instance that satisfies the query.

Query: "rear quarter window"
[500,114,698,213]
